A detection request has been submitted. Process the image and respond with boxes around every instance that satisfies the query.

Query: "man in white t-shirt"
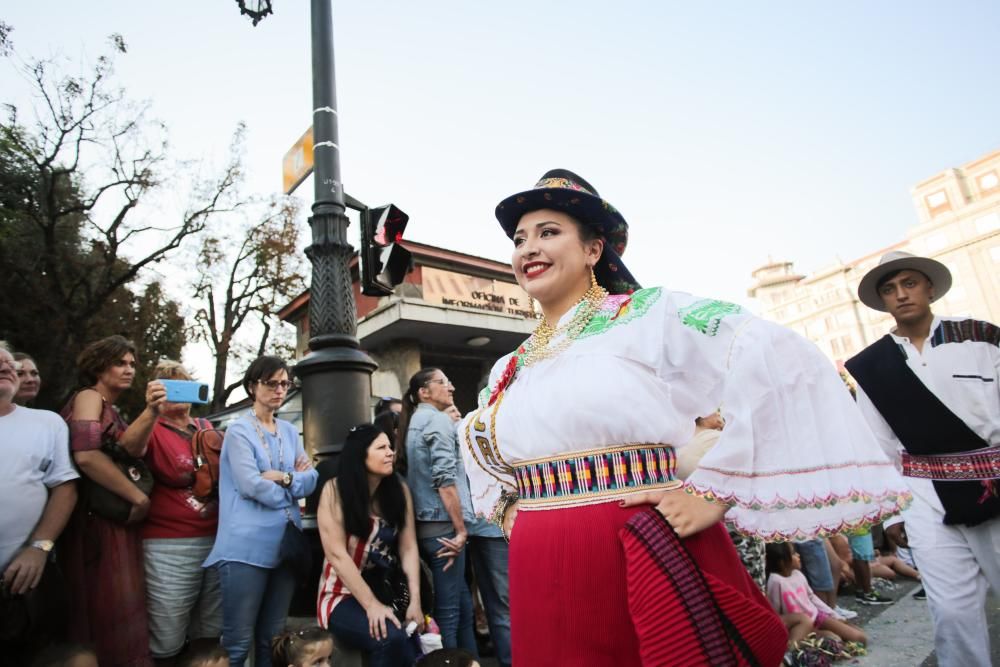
[0,343,78,598]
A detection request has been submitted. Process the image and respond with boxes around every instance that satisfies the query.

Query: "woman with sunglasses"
[398,368,478,657]
[204,355,318,666]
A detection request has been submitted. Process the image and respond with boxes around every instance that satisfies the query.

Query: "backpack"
[189,418,224,502]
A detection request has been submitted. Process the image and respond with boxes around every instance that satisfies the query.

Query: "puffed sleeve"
[460,353,519,519]
[665,292,911,541]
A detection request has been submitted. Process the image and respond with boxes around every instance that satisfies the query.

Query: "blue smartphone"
[159,379,210,404]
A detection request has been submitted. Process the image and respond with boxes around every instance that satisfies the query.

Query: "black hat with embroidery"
[495,169,641,295]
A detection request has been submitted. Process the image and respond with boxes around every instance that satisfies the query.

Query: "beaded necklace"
[249,409,284,469]
[487,283,607,405]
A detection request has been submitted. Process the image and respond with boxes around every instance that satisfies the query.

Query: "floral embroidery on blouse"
[678,298,743,337]
[577,287,662,340]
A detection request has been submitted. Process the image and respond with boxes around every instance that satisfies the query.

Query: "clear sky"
[3,1,999,314]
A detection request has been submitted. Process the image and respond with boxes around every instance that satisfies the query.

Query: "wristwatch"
[281,472,293,488]
[30,540,55,553]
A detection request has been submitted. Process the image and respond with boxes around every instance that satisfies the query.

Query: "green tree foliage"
[0,33,241,410]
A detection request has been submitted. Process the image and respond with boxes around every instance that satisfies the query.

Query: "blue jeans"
[216,560,297,667]
[328,596,418,667]
[418,533,478,656]
[795,539,835,593]
[468,536,512,667]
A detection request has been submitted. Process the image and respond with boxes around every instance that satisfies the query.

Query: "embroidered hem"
[686,482,912,541]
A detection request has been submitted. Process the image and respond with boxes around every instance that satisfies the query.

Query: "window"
[926,190,949,209]
[974,212,999,235]
[977,171,1000,194]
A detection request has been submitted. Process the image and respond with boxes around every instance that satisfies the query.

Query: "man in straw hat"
[845,250,1000,667]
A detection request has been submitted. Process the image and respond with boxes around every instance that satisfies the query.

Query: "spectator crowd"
[1,245,997,667]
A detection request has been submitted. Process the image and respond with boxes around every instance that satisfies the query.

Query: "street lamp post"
[294,0,377,464]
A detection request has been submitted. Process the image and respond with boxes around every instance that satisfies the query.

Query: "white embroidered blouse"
[459,287,910,541]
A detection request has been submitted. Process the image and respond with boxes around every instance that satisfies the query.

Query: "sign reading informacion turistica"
[421,267,536,319]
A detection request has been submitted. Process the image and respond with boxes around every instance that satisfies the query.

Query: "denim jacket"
[404,404,475,524]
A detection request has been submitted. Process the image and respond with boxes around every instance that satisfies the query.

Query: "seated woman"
[317,424,423,667]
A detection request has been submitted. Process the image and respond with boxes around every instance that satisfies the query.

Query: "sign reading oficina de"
[421,267,536,319]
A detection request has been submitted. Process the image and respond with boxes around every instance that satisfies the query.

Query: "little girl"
[765,542,867,645]
[272,627,335,667]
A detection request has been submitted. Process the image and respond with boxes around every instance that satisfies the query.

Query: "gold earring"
[589,266,599,290]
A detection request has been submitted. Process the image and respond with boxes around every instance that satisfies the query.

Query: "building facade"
[278,240,536,413]
[749,148,1000,369]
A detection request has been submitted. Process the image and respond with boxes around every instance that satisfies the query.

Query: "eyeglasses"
[425,377,453,387]
[258,379,294,390]
[0,360,20,372]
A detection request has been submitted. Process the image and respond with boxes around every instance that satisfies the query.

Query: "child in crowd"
[29,644,98,667]
[176,638,228,667]
[874,546,921,581]
[417,648,480,667]
[765,543,867,646]
[272,626,335,667]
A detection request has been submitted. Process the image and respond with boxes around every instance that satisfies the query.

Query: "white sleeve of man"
[855,387,906,529]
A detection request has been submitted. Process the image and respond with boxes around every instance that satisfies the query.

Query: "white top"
[856,315,1000,516]
[460,287,910,541]
[0,405,78,569]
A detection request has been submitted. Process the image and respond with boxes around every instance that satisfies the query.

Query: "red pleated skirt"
[508,502,787,666]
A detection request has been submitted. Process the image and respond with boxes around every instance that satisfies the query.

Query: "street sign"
[282,126,314,195]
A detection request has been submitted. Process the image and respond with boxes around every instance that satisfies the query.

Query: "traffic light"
[360,204,413,296]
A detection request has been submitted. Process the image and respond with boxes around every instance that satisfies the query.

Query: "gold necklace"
[521,283,607,368]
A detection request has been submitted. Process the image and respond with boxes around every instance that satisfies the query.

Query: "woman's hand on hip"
[620,487,727,538]
[366,601,401,640]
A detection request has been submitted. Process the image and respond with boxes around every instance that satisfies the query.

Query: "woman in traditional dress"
[460,170,912,666]
[60,335,166,667]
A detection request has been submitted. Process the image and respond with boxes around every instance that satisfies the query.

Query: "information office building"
[278,240,536,413]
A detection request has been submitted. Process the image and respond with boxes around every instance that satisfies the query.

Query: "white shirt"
[460,287,910,541]
[0,405,78,569]
[856,315,1000,515]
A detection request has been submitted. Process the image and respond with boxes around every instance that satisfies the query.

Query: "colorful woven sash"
[515,444,680,510]
[901,446,1000,481]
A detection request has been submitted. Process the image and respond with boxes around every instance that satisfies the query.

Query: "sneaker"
[913,587,927,600]
[833,605,859,620]
[856,590,893,605]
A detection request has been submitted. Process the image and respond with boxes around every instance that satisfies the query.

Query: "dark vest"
[845,335,1000,526]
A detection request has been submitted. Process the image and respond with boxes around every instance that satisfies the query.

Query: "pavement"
[836,579,999,666]
[308,577,1000,666]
